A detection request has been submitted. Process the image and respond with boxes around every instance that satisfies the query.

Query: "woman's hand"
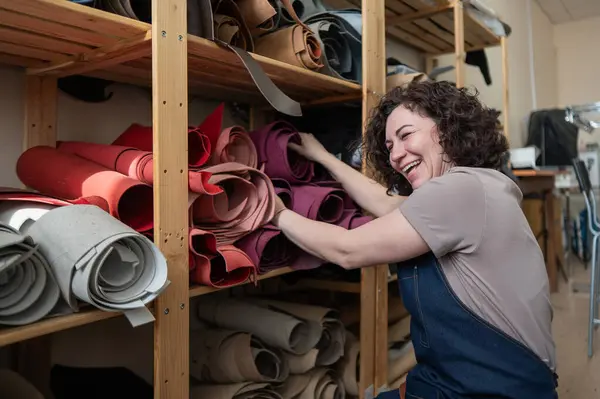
[288,133,331,163]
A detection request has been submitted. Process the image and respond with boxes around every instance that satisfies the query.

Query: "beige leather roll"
[277,368,345,399]
[196,297,322,354]
[388,342,417,384]
[336,331,360,396]
[190,326,289,383]
[388,315,411,344]
[250,299,346,365]
[0,369,44,399]
[254,24,323,70]
[235,0,277,31]
[191,381,282,399]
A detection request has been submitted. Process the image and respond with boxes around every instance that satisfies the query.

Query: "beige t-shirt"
[399,166,556,371]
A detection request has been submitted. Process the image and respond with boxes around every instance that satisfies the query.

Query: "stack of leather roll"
[236,119,373,274]
[192,296,347,398]
[70,0,362,83]
[13,102,368,290]
[0,188,167,328]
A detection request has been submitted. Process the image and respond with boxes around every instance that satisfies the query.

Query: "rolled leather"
[254,24,323,71]
[74,0,303,117]
[192,162,276,245]
[190,326,289,383]
[112,123,212,169]
[277,367,345,399]
[250,121,314,183]
[196,297,322,354]
[56,141,222,196]
[16,146,154,233]
[26,204,169,327]
[250,299,346,366]
[213,0,254,51]
[191,381,283,399]
[236,0,278,34]
[208,126,258,168]
[290,185,347,223]
[234,224,298,274]
[0,218,61,326]
[188,227,256,287]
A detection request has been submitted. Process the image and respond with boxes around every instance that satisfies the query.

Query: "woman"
[272,80,558,398]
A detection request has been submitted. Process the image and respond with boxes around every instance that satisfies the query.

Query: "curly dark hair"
[363,79,509,195]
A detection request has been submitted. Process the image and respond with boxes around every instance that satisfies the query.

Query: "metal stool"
[572,159,600,357]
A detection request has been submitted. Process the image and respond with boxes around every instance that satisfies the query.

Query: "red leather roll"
[16,146,153,232]
[189,228,256,287]
[112,123,211,168]
[56,141,222,196]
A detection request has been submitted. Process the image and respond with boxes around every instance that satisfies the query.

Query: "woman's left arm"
[272,207,430,269]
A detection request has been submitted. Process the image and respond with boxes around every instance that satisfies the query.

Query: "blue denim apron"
[376,252,558,399]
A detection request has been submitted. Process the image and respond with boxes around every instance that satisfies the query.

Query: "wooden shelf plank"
[0,0,361,106]
[0,265,296,347]
[0,308,124,347]
[324,0,501,55]
[189,267,296,297]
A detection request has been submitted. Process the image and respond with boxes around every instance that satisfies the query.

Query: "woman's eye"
[401,131,414,140]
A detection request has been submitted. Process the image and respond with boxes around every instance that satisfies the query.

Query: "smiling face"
[385,105,453,189]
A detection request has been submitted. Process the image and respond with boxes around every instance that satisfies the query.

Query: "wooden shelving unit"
[0,0,508,398]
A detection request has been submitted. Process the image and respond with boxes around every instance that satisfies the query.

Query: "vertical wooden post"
[18,75,58,398]
[152,0,189,398]
[453,1,465,88]
[361,0,388,396]
[501,36,510,143]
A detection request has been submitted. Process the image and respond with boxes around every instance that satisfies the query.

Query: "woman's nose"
[390,145,406,164]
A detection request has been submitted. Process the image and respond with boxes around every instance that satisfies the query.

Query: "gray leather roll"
[0,221,61,326]
[26,204,170,327]
[302,9,362,83]
[191,381,283,399]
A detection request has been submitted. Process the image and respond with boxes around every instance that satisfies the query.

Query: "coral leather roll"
[16,146,153,232]
[112,123,211,168]
[250,121,314,183]
[56,141,221,196]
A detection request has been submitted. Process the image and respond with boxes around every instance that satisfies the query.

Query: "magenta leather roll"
[290,184,348,223]
[235,224,298,273]
[271,178,294,209]
[249,121,314,183]
[336,209,374,229]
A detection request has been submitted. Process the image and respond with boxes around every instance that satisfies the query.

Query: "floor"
[553,257,600,398]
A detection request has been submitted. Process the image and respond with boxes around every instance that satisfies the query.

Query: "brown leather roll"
[235,0,277,33]
[254,24,323,70]
[213,0,255,51]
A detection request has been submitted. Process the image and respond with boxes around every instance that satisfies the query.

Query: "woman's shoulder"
[443,166,522,200]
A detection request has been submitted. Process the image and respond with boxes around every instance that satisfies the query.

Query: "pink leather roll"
[192,162,276,245]
[249,121,314,183]
[208,126,258,168]
[16,146,153,232]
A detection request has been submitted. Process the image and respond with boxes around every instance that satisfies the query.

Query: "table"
[513,170,567,293]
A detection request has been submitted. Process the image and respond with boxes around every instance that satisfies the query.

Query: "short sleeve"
[399,170,486,258]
